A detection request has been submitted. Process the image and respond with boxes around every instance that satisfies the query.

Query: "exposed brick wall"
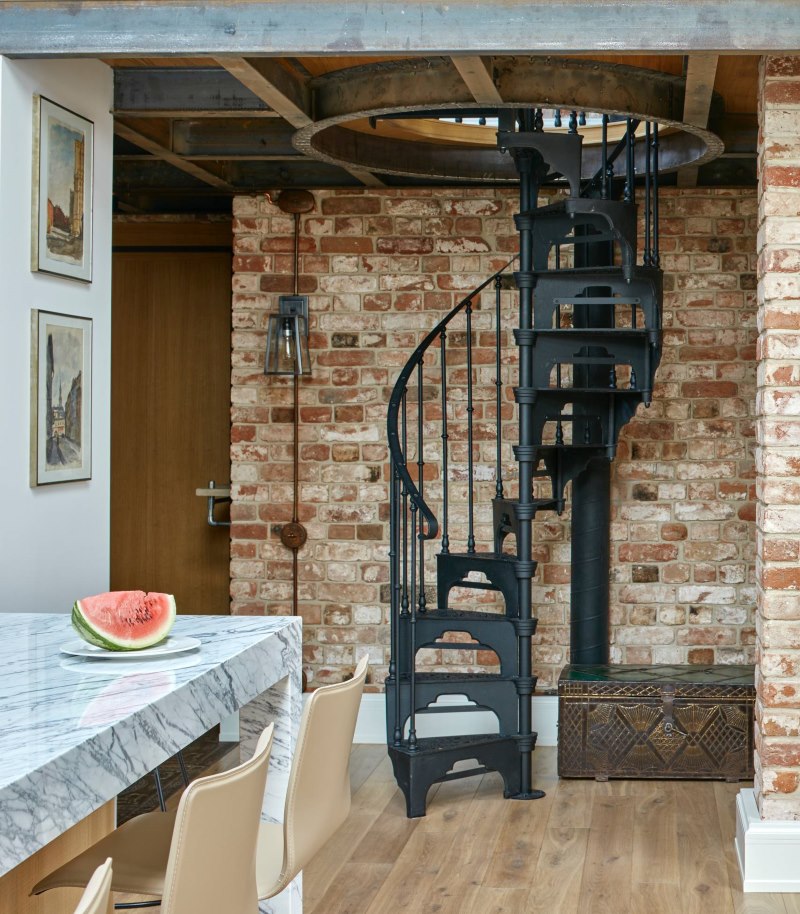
[230,186,757,694]
[755,55,800,820]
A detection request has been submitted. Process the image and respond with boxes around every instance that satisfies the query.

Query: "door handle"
[195,480,231,527]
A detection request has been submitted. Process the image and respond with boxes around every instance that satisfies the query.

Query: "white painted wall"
[0,58,113,612]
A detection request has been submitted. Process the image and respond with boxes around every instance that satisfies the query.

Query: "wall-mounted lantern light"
[264,295,311,377]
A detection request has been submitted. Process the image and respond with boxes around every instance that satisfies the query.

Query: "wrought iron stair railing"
[387,257,541,816]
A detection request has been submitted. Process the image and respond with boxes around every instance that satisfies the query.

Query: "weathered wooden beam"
[345,168,386,188]
[451,57,503,105]
[114,156,364,189]
[1,1,798,55]
[114,118,234,189]
[677,53,720,187]
[218,56,385,186]
[170,118,298,157]
[217,57,311,128]
[114,67,278,117]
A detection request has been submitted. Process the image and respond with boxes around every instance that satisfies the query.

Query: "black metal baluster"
[417,360,427,613]
[408,372,418,749]
[644,120,652,267]
[653,122,660,268]
[554,109,562,127]
[534,108,544,131]
[554,241,563,395]
[389,461,401,745]
[624,117,634,203]
[494,276,504,500]
[408,488,418,750]
[569,110,578,134]
[601,114,609,200]
[401,392,409,618]
[466,298,476,554]
[440,331,450,553]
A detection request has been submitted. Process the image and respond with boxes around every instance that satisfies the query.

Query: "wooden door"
[111,250,232,615]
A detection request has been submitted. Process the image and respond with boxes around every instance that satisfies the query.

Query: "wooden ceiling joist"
[219,57,385,187]
[114,67,278,118]
[114,120,234,190]
[217,58,311,129]
[451,57,503,105]
[677,53,720,188]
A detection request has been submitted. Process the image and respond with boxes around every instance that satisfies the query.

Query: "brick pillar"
[756,55,800,820]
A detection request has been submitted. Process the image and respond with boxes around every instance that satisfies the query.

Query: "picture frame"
[30,310,92,486]
[31,95,94,283]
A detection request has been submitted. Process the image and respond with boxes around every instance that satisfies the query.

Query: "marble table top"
[0,612,301,877]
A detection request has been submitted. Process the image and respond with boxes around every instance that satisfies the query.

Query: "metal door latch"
[195,480,231,527]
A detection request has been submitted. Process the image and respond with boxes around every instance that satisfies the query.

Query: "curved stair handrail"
[386,257,518,542]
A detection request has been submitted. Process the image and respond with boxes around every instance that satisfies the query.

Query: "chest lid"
[559,663,755,701]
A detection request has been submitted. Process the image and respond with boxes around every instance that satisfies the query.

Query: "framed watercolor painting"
[30,310,92,486]
[31,96,94,282]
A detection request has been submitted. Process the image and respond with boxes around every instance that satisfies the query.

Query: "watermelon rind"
[72,592,177,651]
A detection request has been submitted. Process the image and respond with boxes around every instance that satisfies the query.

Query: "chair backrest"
[275,655,369,894]
[160,723,274,914]
[73,858,113,914]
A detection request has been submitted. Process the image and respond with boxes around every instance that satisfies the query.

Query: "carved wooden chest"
[557,664,755,780]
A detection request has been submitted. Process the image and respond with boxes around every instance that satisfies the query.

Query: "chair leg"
[152,748,190,813]
[176,749,190,787]
[114,902,161,909]
[152,766,167,812]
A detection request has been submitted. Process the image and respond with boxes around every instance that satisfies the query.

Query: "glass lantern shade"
[264,296,311,376]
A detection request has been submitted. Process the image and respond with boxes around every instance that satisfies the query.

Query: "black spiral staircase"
[386,111,663,817]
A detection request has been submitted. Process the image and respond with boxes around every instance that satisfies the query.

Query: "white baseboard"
[736,788,800,893]
[353,692,559,746]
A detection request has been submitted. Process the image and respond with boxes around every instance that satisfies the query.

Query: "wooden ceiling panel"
[571,54,684,75]
[715,55,759,114]
[298,55,409,76]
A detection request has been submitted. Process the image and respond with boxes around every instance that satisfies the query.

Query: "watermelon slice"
[72,591,176,651]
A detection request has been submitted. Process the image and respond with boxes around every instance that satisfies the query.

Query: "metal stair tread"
[520,198,635,219]
[535,264,660,277]
[439,550,518,563]
[398,672,514,683]
[413,608,515,623]
[391,733,518,754]
[495,496,559,509]
[536,443,612,450]
[532,327,651,337]
[529,386,649,395]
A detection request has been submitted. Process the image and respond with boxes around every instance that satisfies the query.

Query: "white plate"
[60,636,202,660]
[61,652,202,678]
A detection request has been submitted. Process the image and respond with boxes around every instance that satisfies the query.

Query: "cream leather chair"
[257,654,369,899]
[73,859,113,914]
[33,723,274,913]
[34,655,368,908]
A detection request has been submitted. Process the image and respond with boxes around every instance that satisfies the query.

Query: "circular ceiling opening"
[293,57,724,184]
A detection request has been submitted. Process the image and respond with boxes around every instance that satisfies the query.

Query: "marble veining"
[0,613,302,881]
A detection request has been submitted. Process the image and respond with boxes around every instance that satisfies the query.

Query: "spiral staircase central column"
[512,148,547,796]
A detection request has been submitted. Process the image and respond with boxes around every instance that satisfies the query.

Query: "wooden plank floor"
[306,745,800,914]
